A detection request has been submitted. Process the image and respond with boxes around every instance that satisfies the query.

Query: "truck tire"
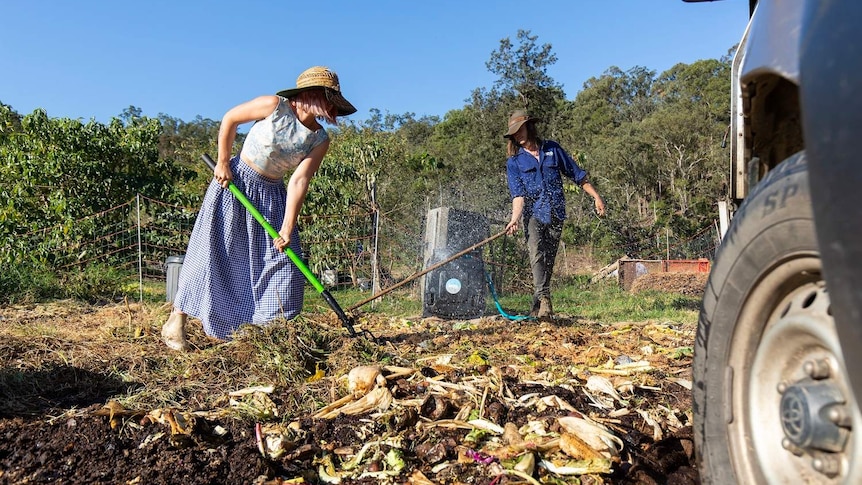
[694,152,861,484]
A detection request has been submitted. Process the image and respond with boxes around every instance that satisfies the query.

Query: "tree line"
[0,30,733,300]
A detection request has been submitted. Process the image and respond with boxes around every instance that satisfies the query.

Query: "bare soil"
[0,277,702,485]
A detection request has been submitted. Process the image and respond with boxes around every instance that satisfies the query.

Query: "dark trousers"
[525,216,563,305]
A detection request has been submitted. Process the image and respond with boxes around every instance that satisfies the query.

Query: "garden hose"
[484,269,534,322]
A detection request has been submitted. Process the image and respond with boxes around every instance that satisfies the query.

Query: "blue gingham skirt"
[174,156,304,340]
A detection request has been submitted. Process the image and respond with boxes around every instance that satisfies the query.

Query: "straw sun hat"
[504,109,541,138]
[277,66,357,116]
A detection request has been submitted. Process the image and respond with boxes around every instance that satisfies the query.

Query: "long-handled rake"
[201,154,373,340]
[347,230,506,312]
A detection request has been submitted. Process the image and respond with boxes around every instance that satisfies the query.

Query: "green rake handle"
[201,154,357,337]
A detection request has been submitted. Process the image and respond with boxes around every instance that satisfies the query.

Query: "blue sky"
[1,1,748,125]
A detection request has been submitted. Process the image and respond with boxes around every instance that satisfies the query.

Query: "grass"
[323,275,702,326]
[3,256,702,327]
[1,262,156,306]
[551,276,701,324]
[2,262,701,329]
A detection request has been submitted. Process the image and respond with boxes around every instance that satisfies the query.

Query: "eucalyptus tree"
[641,59,731,234]
[416,84,518,224]
[564,67,659,228]
[567,66,657,141]
[486,29,565,118]
[414,30,570,223]
[562,58,731,250]
[382,111,439,150]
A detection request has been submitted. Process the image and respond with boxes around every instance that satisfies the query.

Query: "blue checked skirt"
[173,156,304,340]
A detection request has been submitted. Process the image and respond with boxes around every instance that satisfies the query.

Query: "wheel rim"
[727,255,861,484]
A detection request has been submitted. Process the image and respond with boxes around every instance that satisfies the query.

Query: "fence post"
[136,194,143,303]
[370,179,380,309]
[665,228,670,261]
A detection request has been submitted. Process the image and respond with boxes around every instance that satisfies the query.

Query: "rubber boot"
[537,297,554,322]
[529,298,541,318]
[161,311,190,351]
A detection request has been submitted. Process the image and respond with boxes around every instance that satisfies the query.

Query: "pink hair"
[293,89,337,125]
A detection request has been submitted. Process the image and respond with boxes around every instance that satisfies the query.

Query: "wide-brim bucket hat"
[277,66,357,116]
[504,109,540,137]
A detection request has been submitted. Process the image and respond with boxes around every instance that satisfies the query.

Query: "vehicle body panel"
[799,0,862,410]
[730,0,805,202]
[691,0,862,481]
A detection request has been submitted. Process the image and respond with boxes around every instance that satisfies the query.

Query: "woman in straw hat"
[503,109,605,322]
[162,66,357,351]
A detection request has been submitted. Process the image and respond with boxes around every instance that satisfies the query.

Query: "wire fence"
[12,195,720,303]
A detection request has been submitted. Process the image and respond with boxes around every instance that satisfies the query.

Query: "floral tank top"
[240,96,329,180]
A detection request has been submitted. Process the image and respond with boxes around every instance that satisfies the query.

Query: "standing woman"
[162,66,356,351]
[503,110,605,321]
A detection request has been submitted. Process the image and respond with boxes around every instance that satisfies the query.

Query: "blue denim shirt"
[506,140,588,225]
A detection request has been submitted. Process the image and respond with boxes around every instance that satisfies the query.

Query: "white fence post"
[136,194,143,303]
[718,200,731,241]
[370,178,380,309]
